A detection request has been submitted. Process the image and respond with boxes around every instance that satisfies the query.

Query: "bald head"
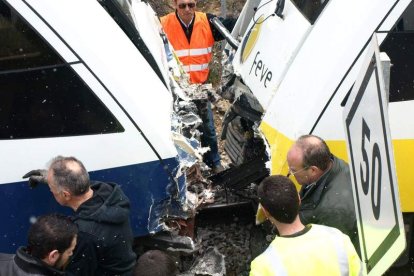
[286,135,332,185]
[294,135,332,171]
[48,156,90,196]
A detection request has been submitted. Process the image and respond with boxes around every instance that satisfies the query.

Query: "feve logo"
[240,15,264,64]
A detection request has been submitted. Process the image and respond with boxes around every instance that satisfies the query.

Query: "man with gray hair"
[286,135,359,252]
[23,156,136,276]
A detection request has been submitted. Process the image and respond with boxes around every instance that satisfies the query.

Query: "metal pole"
[221,0,227,17]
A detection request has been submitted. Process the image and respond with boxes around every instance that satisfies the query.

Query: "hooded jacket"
[299,156,359,251]
[0,247,65,276]
[65,181,136,276]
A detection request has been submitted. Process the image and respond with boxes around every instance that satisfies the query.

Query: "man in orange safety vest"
[161,0,234,173]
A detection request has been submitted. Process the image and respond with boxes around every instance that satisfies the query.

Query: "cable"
[252,0,276,25]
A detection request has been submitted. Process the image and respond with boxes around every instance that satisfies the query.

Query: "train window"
[380,1,414,102]
[291,0,329,24]
[0,2,63,71]
[0,1,124,139]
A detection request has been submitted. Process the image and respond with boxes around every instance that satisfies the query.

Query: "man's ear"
[62,190,71,199]
[45,249,60,266]
[261,205,271,220]
[60,189,73,204]
[308,165,317,174]
[307,165,321,180]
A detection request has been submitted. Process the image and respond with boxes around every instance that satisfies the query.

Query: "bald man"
[286,135,359,253]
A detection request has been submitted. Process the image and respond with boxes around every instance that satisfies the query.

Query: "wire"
[252,0,276,25]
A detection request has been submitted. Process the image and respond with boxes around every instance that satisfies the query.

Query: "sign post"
[343,34,405,275]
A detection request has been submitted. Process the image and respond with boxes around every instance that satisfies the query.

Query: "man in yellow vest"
[250,175,362,276]
[161,0,232,173]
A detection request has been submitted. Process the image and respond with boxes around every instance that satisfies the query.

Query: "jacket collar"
[15,247,65,276]
[300,156,339,208]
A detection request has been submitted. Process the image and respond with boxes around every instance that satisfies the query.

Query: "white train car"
[0,0,190,253]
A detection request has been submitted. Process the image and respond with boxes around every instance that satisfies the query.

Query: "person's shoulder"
[332,155,350,171]
[195,11,209,19]
[311,224,350,238]
[0,253,21,276]
[0,252,14,259]
[0,252,14,264]
[250,250,266,268]
[90,180,116,189]
[326,155,351,183]
[312,223,339,231]
[249,246,274,276]
[160,12,176,23]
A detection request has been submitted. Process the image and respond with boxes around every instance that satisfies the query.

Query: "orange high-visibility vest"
[161,12,214,84]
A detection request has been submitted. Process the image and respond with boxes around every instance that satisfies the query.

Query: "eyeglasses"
[287,166,309,177]
[178,2,196,9]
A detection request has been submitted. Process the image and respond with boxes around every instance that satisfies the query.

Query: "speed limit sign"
[343,34,405,275]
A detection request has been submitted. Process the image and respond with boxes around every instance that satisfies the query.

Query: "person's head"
[27,213,78,270]
[174,0,197,24]
[257,175,300,224]
[46,156,90,207]
[134,250,178,276]
[286,135,332,185]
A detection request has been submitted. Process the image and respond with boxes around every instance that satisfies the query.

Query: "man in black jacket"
[286,135,359,253]
[24,156,136,276]
[0,213,77,276]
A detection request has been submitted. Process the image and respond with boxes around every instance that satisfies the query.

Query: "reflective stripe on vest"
[262,246,288,275]
[175,47,213,57]
[182,63,209,72]
[322,226,350,275]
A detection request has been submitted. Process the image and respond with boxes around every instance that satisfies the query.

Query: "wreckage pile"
[184,159,268,275]
[195,220,253,275]
[170,74,268,275]
[177,197,274,276]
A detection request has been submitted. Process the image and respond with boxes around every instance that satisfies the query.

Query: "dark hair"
[134,250,178,276]
[257,175,299,223]
[49,156,90,196]
[27,213,78,259]
[296,135,331,171]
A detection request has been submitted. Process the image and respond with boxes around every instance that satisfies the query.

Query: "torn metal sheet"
[135,231,197,254]
[147,56,220,236]
[172,132,203,163]
[181,247,226,276]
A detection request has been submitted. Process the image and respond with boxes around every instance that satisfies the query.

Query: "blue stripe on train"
[0,157,186,253]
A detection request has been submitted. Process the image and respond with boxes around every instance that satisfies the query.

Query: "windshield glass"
[291,0,329,24]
